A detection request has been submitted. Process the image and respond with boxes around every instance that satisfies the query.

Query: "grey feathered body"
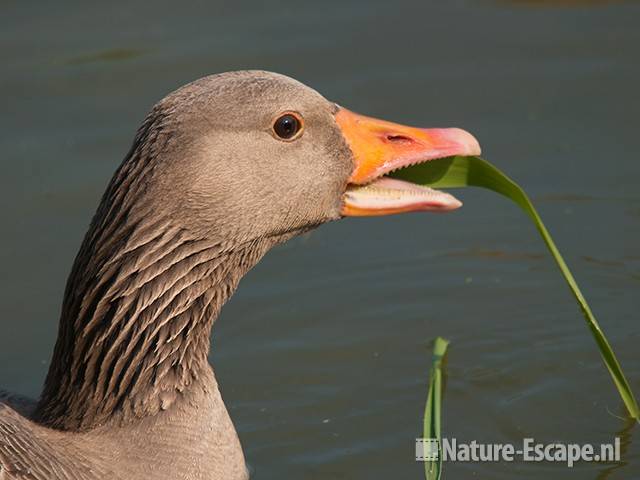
[0,71,352,479]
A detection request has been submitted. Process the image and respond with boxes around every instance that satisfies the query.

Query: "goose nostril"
[385,134,415,145]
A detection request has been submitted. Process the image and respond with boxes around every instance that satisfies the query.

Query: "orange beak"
[335,108,481,216]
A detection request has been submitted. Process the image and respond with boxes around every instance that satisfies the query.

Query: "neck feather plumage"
[35,112,272,431]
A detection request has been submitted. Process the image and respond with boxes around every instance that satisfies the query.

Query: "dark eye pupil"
[274,114,300,139]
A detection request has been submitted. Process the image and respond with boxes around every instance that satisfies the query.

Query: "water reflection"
[497,0,638,6]
[65,48,147,65]
[594,417,636,480]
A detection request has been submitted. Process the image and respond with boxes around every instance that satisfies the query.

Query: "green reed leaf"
[393,156,639,420]
[423,337,449,480]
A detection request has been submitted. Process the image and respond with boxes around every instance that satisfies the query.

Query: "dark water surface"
[1,1,639,478]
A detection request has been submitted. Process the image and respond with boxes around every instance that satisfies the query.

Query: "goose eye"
[273,113,302,140]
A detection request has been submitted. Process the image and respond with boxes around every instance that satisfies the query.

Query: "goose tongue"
[335,108,480,217]
[343,177,462,216]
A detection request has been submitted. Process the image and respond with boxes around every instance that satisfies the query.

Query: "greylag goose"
[0,71,480,480]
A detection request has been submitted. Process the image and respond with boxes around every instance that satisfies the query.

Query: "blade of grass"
[423,337,449,480]
[394,156,639,420]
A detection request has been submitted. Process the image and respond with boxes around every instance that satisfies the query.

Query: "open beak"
[335,108,481,216]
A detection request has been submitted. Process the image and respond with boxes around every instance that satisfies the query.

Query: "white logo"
[416,438,440,462]
[416,437,620,467]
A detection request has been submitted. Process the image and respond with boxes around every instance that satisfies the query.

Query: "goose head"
[129,70,480,245]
